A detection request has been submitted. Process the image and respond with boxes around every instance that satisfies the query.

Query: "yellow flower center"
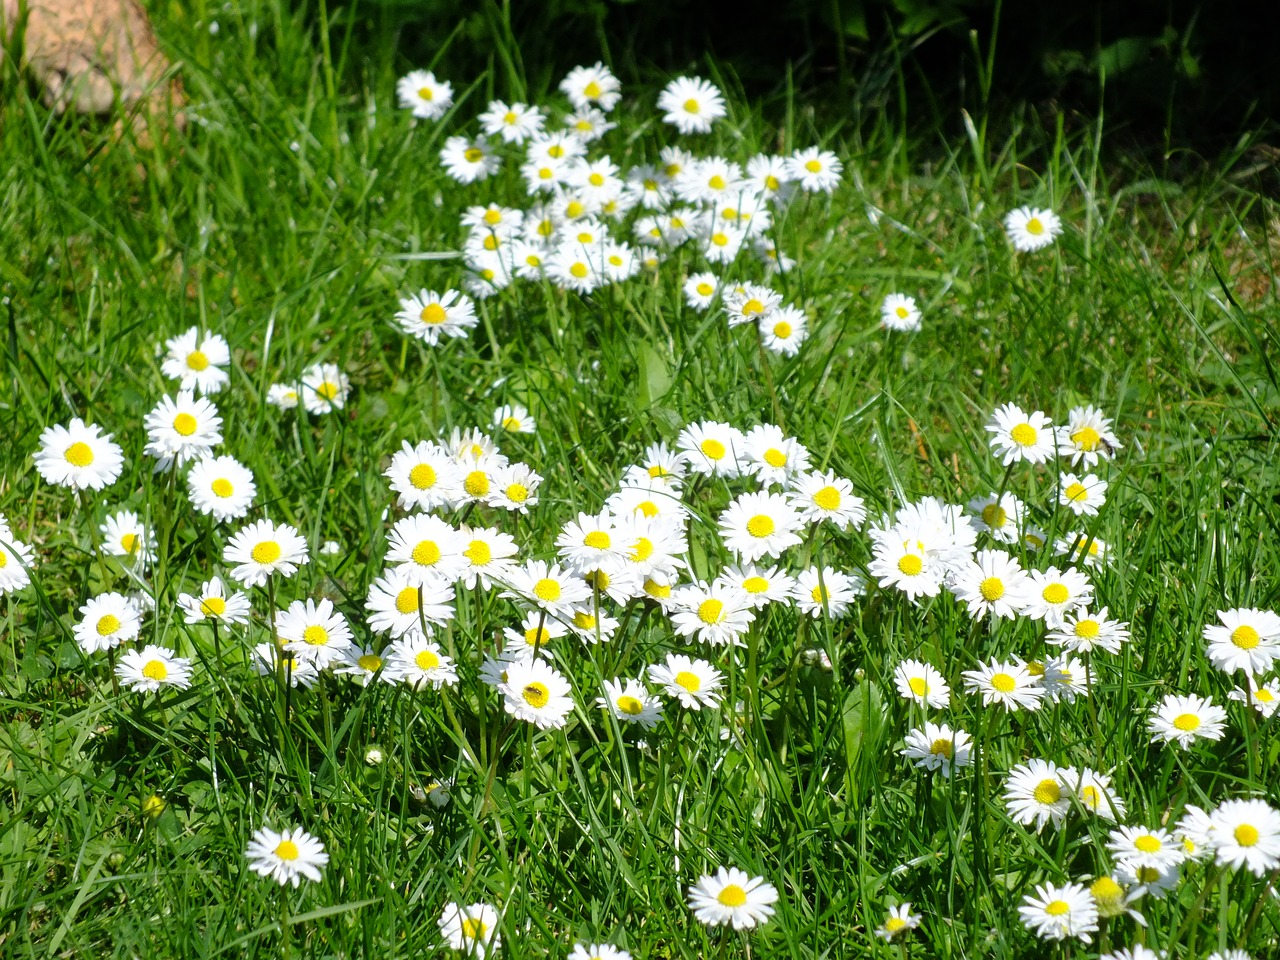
[707,174,725,190]
[483,209,502,225]
[1136,867,1160,883]
[1065,482,1089,502]
[1134,834,1162,853]
[142,659,168,681]
[120,532,140,555]
[406,463,437,490]
[411,541,441,566]
[583,531,611,550]
[506,483,529,503]
[696,282,714,296]
[1071,425,1100,450]
[683,98,701,114]
[981,504,1007,528]
[1033,779,1062,804]
[675,671,701,692]
[884,917,906,933]
[64,441,95,466]
[1026,217,1045,236]
[1235,824,1260,846]
[764,174,780,190]
[275,840,299,861]
[200,596,226,616]
[1042,583,1069,605]
[630,538,654,563]
[583,80,602,99]
[358,654,382,672]
[460,918,487,940]
[573,611,596,630]
[522,682,549,708]
[395,587,420,615]
[465,471,490,497]
[645,579,672,599]
[1081,786,1101,809]
[897,554,923,576]
[740,576,768,595]
[804,159,822,173]
[417,302,448,326]
[464,540,492,566]
[698,599,725,624]
[303,625,329,646]
[1090,876,1122,904]
[417,86,433,101]
[317,382,340,401]
[1231,625,1260,650]
[930,738,953,758]
[173,413,198,436]
[990,672,1016,693]
[741,298,764,316]
[807,487,840,512]
[569,262,589,279]
[186,350,209,371]
[617,696,644,716]
[711,232,729,247]
[746,515,775,538]
[142,795,166,818]
[1043,899,1069,917]
[565,200,586,219]
[1075,619,1100,638]
[700,438,726,460]
[415,649,440,670]
[1173,713,1200,731]
[464,148,483,163]
[979,577,1005,601]
[1009,423,1037,446]
[772,321,792,338]
[715,884,748,908]
[1256,688,1275,703]
[908,677,928,697]
[763,448,787,468]
[254,541,284,565]
[211,477,234,498]
[534,578,561,602]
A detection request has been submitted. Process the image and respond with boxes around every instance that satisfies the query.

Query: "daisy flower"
[74,592,142,654]
[267,383,300,410]
[613,514,686,584]
[786,146,842,193]
[100,509,154,567]
[569,944,631,960]
[161,327,231,394]
[892,660,950,709]
[686,866,777,930]
[224,518,310,587]
[880,293,921,331]
[875,903,922,940]
[487,462,542,512]
[1005,206,1063,252]
[502,559,592,618]
[648,653,723,709]
[684,271,719,310]
[1148,693,1228,749]
[251,643,320,688]
[383,440,462,512]
[438,902,501,958]
[566,605,622,643]
[500,657,575,729]
[186,455,256,522]
[1208,799,1280,875]
[1203,607,1280,675]
[177,576,251,625]
[457,525,519,590]
[759,306,808,356]
[598,677,664,730]
[966,491,1026,543]
[300,363,350,415]
[1205,953,1254,960]
[713,564,793,610]
[143,391,222,471]
[718,491,803,563]
[556,512,629,576]
[1099,947,1161,960]
[723,282,781,328]
[657,76,726,134]
[1068,767,1127,821]
[1228,678,1280,717]
[787,470,865,531]
[493,403,534,434]
[1055,531,1111,568]
[1040,655,1093,703]
[985,403,1055,465]
[397,69,452,119]
[333,646,391,685]
[1175,804,1217,862]
[276,597,354,670]
[963,659,1044,711]
[867,536,943,602]
[1004,759,1074,830]
[478,100,544,144]
[565,107,617,142]
[115,645,193,692]
[394,288,478,345]
[1057,404,1121,467]
[245,826,328,887]
[1115,860,1181,899]
[793,566,861,618]
[902,723,972,776]
[386,514,467,584]
[741,424,810,485]
[1046,607,1130,655]
[34,418,124,491]
[1088,875,1146,923]
[676,420,744,477]
[385,635,459,689]
[0,531,34,595]
[560,61,621,111]
[1106,825,1185,872]
[671,581,755,647]
[1058,472,1108,516]
[1023,566,1093,626]
[1018,881,1097,942]
[440,135,500,184]
[949,548,1031,620]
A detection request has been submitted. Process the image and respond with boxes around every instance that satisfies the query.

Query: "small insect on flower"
[880,293,921,332]
[875,902,923,940]
[34,418,125,491]
[397,69,453,120]
[500,658,574,729]
[687,866,778,930]
[1004,206,1063,252]
[116,645,193,692]
[1017,881,1098,943]
[245,826,329,887]
[1148,693,1228,749]
[438,902,501,958]
[161,327,231,394]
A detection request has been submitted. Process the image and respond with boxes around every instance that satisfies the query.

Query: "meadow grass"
[2,2,1279,957]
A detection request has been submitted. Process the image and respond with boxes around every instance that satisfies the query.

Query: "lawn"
[1,2,1279,958]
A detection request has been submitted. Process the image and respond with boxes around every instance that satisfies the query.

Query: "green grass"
[2,2,1280,957]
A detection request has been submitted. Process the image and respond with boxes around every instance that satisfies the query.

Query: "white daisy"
[718,491,803,563]
[962,659,1044,711]
[1208,798,1280,876]
[1004,759,1074,830]
[892,659,951,709]
[793,566,862,618]
[966,491,1026,543]
[397,69,453,120]
[245,825,328,887]
[657,76,726,135]
[1017,881,1097,942]
[160,327,231,394]
[143,391,222,471]
[875,903,922,940]
[1057,404,1121,467]
[671,581,755,647]
[686,866,777,930]
[948,548,1031,620]
[786,146,842,193]
[438,902,501,958]
[99,509,155,567]
[224,518,310,587]
[880,293,921,331]
[1004,206,1063,252]
[560,62,621,111]
[116,645,193,692]
[394,289,477,345]
[901,722,972,776]
[300,363,350,415]
[1023,566,1093,626]
[714,564,796,610]
[1203,607,1280,675]
[177,576,251,625]
[385,635,459,689]
[385,514,467,585]
[73,591,142,654]
[186,455,256,522]
[985,402,1056,465]
[1148,693,1228,749]
[500,657,574,729]
[440,135,501,184]
[34,418,125,490]
[276,597,355,669]
[759,306,808,356]
[598,677,663,730]
[1046,607,1130,655]
[676,420,744,477]
[1058,472,1108,516]
[478,100,544,144]
[648,653,723,709]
